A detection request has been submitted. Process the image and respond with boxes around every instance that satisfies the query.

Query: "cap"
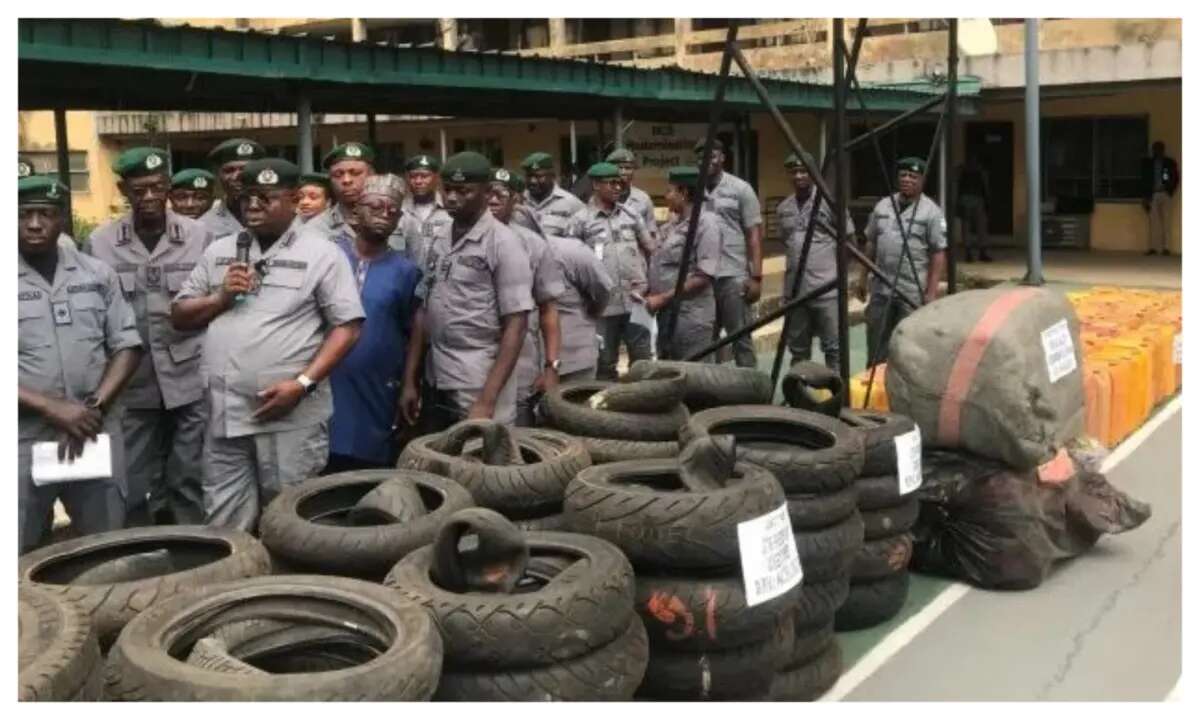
[113,147,171,179]
[405,154,441,173]
[441,152,492,184]
[171,168,216,191]
[606,148,637,165]
[322,142,376,170]
[667,165,701,186]
[239,158,302,189]
[521,152,555,172]
[207,138,266,167]
[587,162,621,180]
[298,172,332,193]
[490,167,525,193]
[784,153,806,170]
[19,175,70,207]
[361,173,406,203]
[693,137,726,154]
[18,155,35,179]
[897,156,927,175]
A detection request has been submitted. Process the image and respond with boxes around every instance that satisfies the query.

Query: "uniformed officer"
[606,148,659,242]
[18,176,143,553]
[544,228,615,384]
[567,162,654,381]
[400,152,533,431]
[316,142,377,244]
[395,153,452,271]
[776,153,855,371]
[645,166,721,362]
[88,147,214,525]
[168,168,217,221]
[201,138,266,237]
[488,167,567,426]
[296,172,332,224]
[858,156,948,365]
[522,152,585,238]
[327,174,422,472]
[696,138,764,368]
[171,158,365,531]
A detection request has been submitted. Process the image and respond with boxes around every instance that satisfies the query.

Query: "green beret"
[207,138,266,167]
[18,155,35,179]
[322,142,376,170]
[490,167,525,193]
[587,162,621,180]
[784,153,804,169]
[239,158,302,189]
[521,152,555,172]
[171,168,216,191]
[441,152,492,183]
[298,172,332,192]
[606,148,637,165]
[693,137,726,154]
[897,156,927,175]
[113,147,170,179]
[19,175,69,207]
[405,154,441,173]
[667,165,700,186]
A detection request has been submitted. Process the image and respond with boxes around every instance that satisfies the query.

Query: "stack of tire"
[626,360,775,413]
[680,404,866,700]
[19,584,103,701]
[260,469,475,579]
[399,420,590,531]
[835,409,921,631]
[385,508,648,701]
[564,436,799,701]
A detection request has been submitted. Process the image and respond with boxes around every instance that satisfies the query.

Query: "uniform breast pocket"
[167,334,203,366]
[165,270,193,296]
[68,292,108,340]
[118,272,138,298]
[715,196,739,214]
[18,302,52,352]
[255,270,304,312]
[449,255,492,289]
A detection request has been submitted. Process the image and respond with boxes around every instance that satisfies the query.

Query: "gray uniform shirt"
[624,185,659,240]
[776,192,855,301]
[86,211,213,410]
[703,171,763,279]
[174,225,365,439]
[526,184,585,239]
[649,209,721,328]
[547,235,615,376]
[18,243,143,442]
[393,193,452,272]
[198,199,244,238]
[864,192,947,301]
[567,199,651,317]
[416,211,534,391]
[511,221,567,396]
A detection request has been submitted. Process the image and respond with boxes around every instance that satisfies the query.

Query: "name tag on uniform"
[620,228,636,242]
[52,302,72,326]
[145,265,162,289]
[595,243,604,260]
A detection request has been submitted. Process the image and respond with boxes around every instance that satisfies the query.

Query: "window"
[848,121,940,200]
[452,137,502,168]
[22,151,89,192]
[374,143,407,175]
[1096,118,1148,199]
[1041,115,1149,203]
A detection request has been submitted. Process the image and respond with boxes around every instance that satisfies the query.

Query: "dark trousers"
[597,314,652,381]
[714,276,758,367]
[865,294,915,367]
[786,296,840,371]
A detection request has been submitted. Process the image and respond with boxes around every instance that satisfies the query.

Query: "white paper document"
[737,503,803,607]
[32,434,113,486]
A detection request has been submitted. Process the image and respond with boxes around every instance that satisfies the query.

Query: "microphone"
[234,231,252,303]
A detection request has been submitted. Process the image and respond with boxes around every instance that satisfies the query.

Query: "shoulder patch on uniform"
[18,291,42,301]
[67,282,104,294]
[267,259,308,270]
[165,262,196,272]
[215,256,236,266]
[115,262,139,273]
[456,255,490,272]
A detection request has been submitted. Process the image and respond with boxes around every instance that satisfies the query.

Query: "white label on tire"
[737,503,802,607]
[895,425,923,495]
[1175,334,1182,364]
[1041,319,1077,384]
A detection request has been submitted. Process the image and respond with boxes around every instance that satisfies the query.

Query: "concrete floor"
[957,247,1182,290]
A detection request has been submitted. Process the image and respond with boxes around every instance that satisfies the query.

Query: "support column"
[53,108,72,226]
[614,105,625,149]
[675,18,692,66]
[437,19,458,50]
[833,19,851,394]
[351,18,367,42]
[549,18,567,51]
[570,120,578,166]
[367,113,377,149]
[439,128,448,162]
[946,18,959,294]
[297,93,313,173]
[1023,19,1044,286]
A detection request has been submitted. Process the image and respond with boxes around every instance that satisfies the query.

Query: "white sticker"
[594,242,604,260]
[894,425,923,495]
[737,503,803,607]
[1174,334,1182,365]
[1041,319,1078,384]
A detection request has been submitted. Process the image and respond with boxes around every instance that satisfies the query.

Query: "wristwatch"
[84,395,107,416]
[296,374,317,395]
[545,359,561,372]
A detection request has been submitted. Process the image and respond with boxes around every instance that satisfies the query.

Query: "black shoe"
[1145,249,1159,256]
[979,251,994,263]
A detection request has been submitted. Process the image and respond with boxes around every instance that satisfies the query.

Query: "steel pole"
[297,92,314,173]
[1023,19,1044,286]
[946,18,960,294]
[833,19,851,395]
[53,108,72,230]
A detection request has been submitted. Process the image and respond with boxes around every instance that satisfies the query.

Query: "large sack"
[886,287,1086,471]
[910,449,1151,590]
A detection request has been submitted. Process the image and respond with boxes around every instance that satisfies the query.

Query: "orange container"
[1082,361,1114,446]
[849,365,890,412]
[1093,346,1151,439]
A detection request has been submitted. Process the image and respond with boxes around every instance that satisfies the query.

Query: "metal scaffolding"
[663,18,962,410]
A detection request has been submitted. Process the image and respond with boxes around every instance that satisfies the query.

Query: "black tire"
[839,409,916,476]
[786,484,859,532]
[587,366,687,414]
[781,361,845,417]
[399,426,590,515]
[786,620,834,670]
[852,533,914,581]
[627,360,773,411]
[187,618,389,676]
[104,575,442,701]
[861,496,920,541]
[18,584,102,701]
[540,381,689,441]
[855,474,910,512]
[770,640,843,701]
[637,614,793,701]
[511,512,569,532]
[429,508,530,593]
[434,617,648,701]
[260,470,474,579]
[19,526,271,651]
[385,531,635,667]
[634,571,800,652]
[564,458,784,571]
[577,436,680,464]
[347,478,426,524]
[681,406,864,494]
[794,511,864,584]
[794,577,851,630]
[834,572,911,631]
